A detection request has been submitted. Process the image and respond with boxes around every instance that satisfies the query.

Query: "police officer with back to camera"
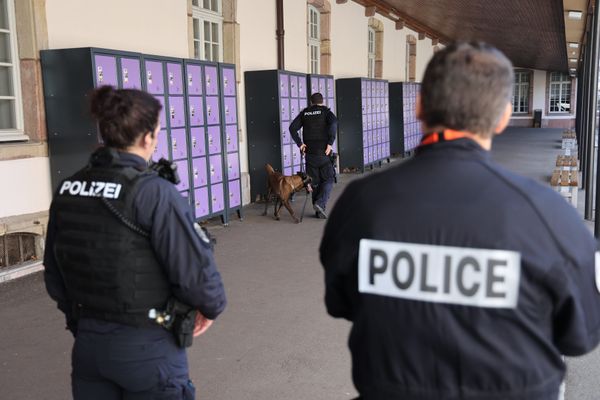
[43,86,226,400]
[320,42,600,400]
[289,92,338,219]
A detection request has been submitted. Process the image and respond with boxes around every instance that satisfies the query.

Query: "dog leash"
[299,151,310,222]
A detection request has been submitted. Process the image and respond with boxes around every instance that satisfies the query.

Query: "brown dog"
[262,164,312,223]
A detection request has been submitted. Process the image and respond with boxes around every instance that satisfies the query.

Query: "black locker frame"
[335,78,365,171]
[388,82,405,156]
[245,69,308,201]
[217,62,243,223]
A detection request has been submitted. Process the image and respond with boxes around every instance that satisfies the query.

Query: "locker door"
[120,58,141,89]
[169,97,186,128]
[207,125,222,154]
[280,98,290,122]
[155,96,166,129]
[211,183,225,213]
[204,65,219,95]
[145,60,165,94]
[94,54,118,87]
[166,63,183,95]
[227,152,240,180]
[290,75,299,97]
[206,96,221,125]
[298,77,306,98]
[190,127,206,157]
[174,159,190,191]
[228,180,241,208]
[170,128,188,160]
[225,124,239,153]
[209,154,223,183]
[221,67,236,96]
[188,96,205,126]
[282,145,292,167]
[310,78,318,95]
[279,74,289,97]
[186,64,203,95]
[192,157,208,187]
[153,130,169,161]
[223,97,237,124]
[194,187,210,218]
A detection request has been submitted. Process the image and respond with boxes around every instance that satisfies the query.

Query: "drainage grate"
[0,233,39,269]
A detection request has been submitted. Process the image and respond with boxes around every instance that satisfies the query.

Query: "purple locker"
[168,97,185,128]
[291,144,301,166]
[224,97,237,124]
[175,160,189,191]
[204,65,219,95]
[207,125,222,154]
[145,61,164,94]
[190,128,206,157]
[290,98,300,120]
[206,96,220,125]
[209,154,223,183]
[153,130,169,161]
[279,74,289,97]
[318,78,326,94]
[363,149,368,165]
[281,122,291,145]
[94,55,118,87]
[120,58,141,89]
[300,98,308,110]
[292,164,303,174]
[194,187,210,218]
[228,180,241,208]
[290,75,298,97]
[280,98,290,121]
[188,96,205,126]
[226,124,238,152]
[211,183,225,213]
[155,96,166,129]
[310,79,318,95]
[363,133,368,147]
[192,157,208,187]
[284,166,292,176]
[170,128,188,160]
[186,64,203,95]
[361,79,367,94]
[282,145,292,167]
[361,99,367,115]
[327,78,334,97]
[227,152,240,180]
[221,67,236,96]
[298,77,306,98]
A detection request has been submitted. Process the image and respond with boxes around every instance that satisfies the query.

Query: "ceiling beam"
[365,5,377,16]
[336,0,348,3]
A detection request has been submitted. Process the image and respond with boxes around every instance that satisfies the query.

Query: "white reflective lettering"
[358,239,521,309]
[59,181,72,195]
[79,181,90,196]
[103,183,117,198]
[113,184,122,199]
[94,182,106,196]
[68,181,82,195]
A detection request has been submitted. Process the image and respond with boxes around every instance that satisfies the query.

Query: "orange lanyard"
[420,129,471,146]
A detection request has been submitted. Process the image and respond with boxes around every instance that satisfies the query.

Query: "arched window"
[308,5,320,73]
[368,27,376,78]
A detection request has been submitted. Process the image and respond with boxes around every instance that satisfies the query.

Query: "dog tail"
[265,163,275,174]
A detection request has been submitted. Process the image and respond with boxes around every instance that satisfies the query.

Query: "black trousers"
[305,153,335,209]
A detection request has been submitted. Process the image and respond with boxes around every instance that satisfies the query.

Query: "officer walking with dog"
[289,92,338,219]
[43,86,226,400]
[320,42,600,399]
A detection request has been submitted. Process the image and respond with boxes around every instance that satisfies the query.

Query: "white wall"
[285,0,308,73]
[381,17,405,82]
[533,69,547,116]
[45,0,189,57]
[416,37,434,82]
[330,1,368,78]
[0,158,52,218]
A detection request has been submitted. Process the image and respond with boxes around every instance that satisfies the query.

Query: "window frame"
[548,72,572,114]
[191,0,224,62]
[0,0,26,142]
[368,27,375,78]
[512,70,531,114]
[308,5,320,74]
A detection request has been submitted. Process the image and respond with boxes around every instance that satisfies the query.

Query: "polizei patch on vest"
[304,110,322,116]
[58,180,122,199]
[358,239,521,308]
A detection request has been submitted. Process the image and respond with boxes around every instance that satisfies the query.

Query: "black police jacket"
[44,148,226,332]
[289,105,337,155]
[320,138,600,400]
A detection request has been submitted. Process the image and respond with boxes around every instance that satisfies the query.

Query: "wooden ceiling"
[351,0,588,72]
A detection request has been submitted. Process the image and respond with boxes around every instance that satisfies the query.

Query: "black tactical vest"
[301,105,329,155]
[52,148,171,327]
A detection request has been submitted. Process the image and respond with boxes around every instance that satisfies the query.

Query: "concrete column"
[586,5,599,221]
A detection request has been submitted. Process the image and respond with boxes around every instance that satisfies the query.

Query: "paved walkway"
[0,127,597,399]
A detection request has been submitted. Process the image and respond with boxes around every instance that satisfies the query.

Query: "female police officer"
[43,86,226,399]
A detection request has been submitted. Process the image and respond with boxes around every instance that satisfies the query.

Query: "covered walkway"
[0,127,597,399]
